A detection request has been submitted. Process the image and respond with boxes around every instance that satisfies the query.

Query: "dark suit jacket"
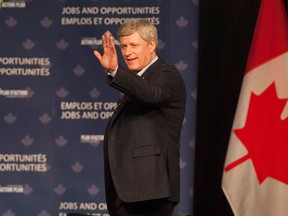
[103,58,186,207]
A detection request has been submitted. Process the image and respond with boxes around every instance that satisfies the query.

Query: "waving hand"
[93,33,118,72]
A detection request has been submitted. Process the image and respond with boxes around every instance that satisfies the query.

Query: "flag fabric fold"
[222,0,288,215]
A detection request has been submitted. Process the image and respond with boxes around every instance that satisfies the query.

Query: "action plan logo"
[0,0,26,8]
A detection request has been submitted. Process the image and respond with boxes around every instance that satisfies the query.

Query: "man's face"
[119,31,156,72]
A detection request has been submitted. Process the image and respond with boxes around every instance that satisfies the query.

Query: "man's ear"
[149,39,157,52]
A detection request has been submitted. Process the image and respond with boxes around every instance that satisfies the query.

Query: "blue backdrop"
[0,0,198,215]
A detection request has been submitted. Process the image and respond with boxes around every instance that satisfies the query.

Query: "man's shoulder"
[150,58,175,71]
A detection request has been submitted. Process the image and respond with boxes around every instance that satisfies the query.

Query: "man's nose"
[124,46,132,56]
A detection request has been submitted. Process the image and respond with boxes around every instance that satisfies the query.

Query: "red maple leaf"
[225,83,288,185]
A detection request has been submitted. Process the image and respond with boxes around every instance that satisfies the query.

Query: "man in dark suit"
[94,18,186,216]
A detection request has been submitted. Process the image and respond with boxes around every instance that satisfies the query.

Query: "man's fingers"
[93,50,102,61]
[105,35,113,50]
[109,35,116,52]
[103,34,113,49]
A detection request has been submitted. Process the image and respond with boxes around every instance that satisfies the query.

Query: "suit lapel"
[141,58,165,80]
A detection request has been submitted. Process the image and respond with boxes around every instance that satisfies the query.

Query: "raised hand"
[93,33,118,72]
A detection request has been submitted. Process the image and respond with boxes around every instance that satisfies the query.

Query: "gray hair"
[117,19,158,47]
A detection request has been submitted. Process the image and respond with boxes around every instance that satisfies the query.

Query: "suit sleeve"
[107,64,184,105]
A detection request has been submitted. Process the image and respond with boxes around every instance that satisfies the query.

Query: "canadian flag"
[222,0,288,215]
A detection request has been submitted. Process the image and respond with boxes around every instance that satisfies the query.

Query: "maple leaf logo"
[225,83,288,185]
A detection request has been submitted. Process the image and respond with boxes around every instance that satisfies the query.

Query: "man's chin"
[127,66,139,73]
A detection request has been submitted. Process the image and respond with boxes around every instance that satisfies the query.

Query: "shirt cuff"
[107,66,118,77]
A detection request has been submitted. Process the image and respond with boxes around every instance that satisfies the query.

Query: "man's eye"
[120,45,126,49]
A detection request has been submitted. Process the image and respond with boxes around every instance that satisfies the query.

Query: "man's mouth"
[126,57,137,63]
